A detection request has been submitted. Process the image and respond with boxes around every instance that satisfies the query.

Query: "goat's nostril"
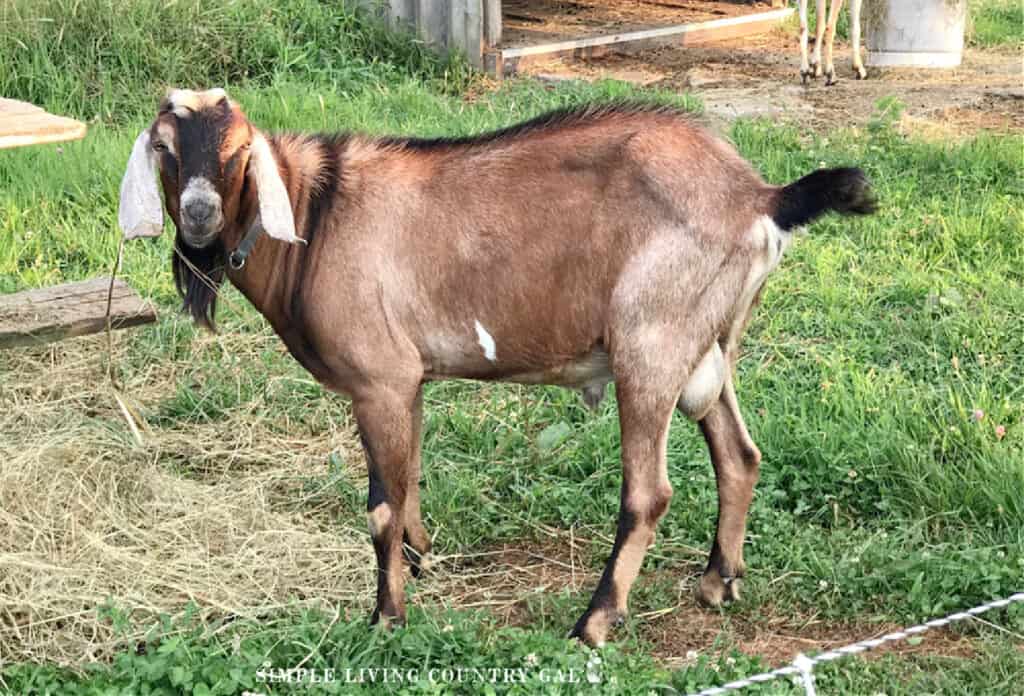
[185,200,215,223]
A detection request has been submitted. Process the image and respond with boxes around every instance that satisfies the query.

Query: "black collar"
[228,218,265,270]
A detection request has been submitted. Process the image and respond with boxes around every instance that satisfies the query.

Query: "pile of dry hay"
[0,326,377,666]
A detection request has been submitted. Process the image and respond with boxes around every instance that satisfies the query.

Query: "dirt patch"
[425,537,982,666]
[502,0,777,48]
[521,28,1023,136]
[900,90,1024,139]
[645,602,979,668]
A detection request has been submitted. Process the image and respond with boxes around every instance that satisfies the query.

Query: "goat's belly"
[676,344,726,420]
[504,348,613,406]
[423,347,615,408]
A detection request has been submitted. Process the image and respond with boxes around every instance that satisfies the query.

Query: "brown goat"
[119,88,875,646]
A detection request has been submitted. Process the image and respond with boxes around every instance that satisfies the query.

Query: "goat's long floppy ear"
[118,129,165,239]
[248,133,302,244]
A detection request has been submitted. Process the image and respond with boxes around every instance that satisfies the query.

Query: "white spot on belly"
[474,320,497,362]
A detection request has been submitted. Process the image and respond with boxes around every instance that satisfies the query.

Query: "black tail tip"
[773,167,877,231]
[824,167,878,216]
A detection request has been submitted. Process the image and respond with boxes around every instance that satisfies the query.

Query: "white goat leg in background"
[812,0,828,77]
[850,0,866,80]
[798,0,866,84]
[822,0,845,84]
[799,0,812,82]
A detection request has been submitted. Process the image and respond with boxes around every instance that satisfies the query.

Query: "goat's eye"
[152,141,167,152]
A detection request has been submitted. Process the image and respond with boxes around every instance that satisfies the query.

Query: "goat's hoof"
[569,607,626,647]
[696,572,743,607]
[854,67,867,80]
[369,609,406,629]
[404,544,434,578]
[408,550,435,578]
[800,70,811,85]
[403,529,433,577]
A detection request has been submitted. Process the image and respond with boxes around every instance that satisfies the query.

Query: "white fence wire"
[685,591,1024,696]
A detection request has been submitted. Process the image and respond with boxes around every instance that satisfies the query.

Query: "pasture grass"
[0,0,471,123]
[1,1,1022,693]
[969,0,1024,48]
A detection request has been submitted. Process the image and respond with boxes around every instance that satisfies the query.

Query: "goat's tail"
[771,167,877,232]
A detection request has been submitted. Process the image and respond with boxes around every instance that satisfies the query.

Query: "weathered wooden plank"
[0,278,157,350]
[0,97,87,149]
[0,98,43,116]
[448,0,468,54]
[464,0,484,69]
[418,0,448,48]
[388,0,415,30]
[495,8,793,76]
[483,0,502,48]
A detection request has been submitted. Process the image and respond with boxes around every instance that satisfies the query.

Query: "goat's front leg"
[403,388,433,577]
[694,374,761,607]
[355,386,420,626]
[849,0,866,79]
[799,0,812,83]
[571,383,675,647]
[822,0,845,85]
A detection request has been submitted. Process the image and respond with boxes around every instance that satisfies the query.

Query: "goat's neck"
[222,138,296,325]
[223,133,322,331]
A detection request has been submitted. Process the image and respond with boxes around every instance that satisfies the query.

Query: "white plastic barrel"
[866,0,967,68]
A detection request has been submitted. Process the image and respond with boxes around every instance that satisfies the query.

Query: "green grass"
[3,604,1022,695]
[2,1,1023,694]
[969,0,1023,48]
[0,0,470,123]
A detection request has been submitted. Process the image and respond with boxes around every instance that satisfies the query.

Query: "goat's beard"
[172,230,225,331]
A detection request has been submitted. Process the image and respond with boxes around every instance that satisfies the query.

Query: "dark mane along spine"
[375,101,685,152]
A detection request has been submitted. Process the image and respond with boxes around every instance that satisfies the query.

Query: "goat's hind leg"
[811,0,827,77]
[822,0,845,85]
[693,375,762,607]
[850,0,866,79]
[571,373,677,646]
[799,0,812,83]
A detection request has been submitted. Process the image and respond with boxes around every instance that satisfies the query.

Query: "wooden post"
[418,0,448,48]
[388,0,415,30]
[445,0,484,70]
[464,0,484,69]
[483,0,501,48]
[448,0,468,58]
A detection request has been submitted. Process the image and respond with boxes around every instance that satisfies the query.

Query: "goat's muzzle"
[179,176,224,248]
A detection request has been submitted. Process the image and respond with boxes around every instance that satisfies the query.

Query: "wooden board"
[450,0,485,69]
[488,7,794,77]
[483,0,502,48]
[0,97,87,150]
[0,278,156,350]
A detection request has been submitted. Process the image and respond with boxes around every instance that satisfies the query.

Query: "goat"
[799,0,867,84]
[119,88,876,647]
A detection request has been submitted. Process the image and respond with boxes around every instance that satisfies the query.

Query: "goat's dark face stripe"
[153,95,252,251]
[176,104,229,187]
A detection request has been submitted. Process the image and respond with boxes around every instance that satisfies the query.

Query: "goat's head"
[118,87,301,327]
